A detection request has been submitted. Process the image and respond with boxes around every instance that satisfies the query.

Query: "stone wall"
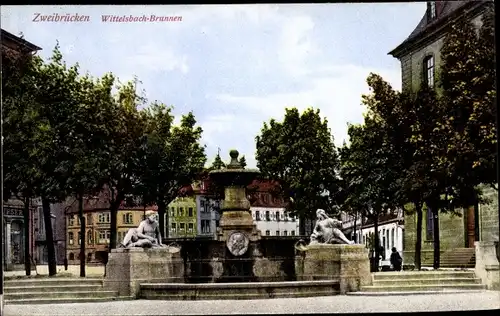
[179,237,301,283]
[478,185,499,242]
[403,206,465,267]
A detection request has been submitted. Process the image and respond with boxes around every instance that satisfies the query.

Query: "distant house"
[388,1,497,267]
[249,180,300,237]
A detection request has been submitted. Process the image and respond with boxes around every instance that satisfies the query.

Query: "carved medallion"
[226,231,249,256]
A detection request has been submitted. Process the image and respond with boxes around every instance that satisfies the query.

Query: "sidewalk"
[3,291,500,315]
[4,265,105,278]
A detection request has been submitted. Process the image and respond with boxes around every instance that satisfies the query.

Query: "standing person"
[390,247,403,271]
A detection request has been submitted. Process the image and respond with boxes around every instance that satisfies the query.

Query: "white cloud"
[127,44,189,74]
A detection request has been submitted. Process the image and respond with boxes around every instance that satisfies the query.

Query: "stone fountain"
[104,149,372,300]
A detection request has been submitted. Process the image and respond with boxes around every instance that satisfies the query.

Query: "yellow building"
[66,208,146,264]
[167,197,197,238]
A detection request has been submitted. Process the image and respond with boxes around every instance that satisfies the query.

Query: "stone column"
[474,241,499,290]
[5,221,11,269]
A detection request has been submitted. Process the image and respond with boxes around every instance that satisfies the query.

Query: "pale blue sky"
[1,4,426,168]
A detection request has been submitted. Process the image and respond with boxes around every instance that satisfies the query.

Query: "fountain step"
[139,281,341,300]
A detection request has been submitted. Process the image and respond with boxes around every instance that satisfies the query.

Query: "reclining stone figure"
[310,209,355,245]
[118,210,165,248]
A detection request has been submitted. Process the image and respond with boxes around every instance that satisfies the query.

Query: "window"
[266,211,270,221]
[87,214,92,225]
[266,230,270,236]
[179,223,185,230]
[78,232,81,245]
[68,232,74,245]
[87,231,93,245]
[98,212,110,223]
[171,222,177,233]
[428,1,436,19]
[188,223,194,233]
[188,207,193,217]
[170,207,175,217]
[426,208,434,240]
[123,212,133,224]
[283,230,288,236]
[98,230,110,244]
[275,211,280,222]
[255,211,260,221]
[291,230,295,236]
[201,220,211,234]
[423,55,435,88]
[69,215,75,226]
[276,231,280,236]
[263,194,270,204]
[69,253,74,260]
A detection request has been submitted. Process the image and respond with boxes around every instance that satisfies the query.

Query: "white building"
[251,207,299,237]
[342,209,404,269]
[248,180,300,237]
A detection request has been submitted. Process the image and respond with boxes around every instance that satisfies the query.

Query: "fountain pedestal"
[217,186,261,243]
[209,150,262,282]
[295,244,371,294]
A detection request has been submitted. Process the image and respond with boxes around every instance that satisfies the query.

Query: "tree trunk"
[109,203,118,251]
[108,190,124,251]
[414,201,423,271]
[78,194,85,277]
[23,197,31,276]
[353,211,358,243]
[373,211,380,272]
[158,200,167,239]
[430,201,440,270]
[299,214,306,236]
[42,198,57,276]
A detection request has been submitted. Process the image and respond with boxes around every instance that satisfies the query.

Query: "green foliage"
[238,155,247,168]
[136,103,207,237]
[438,10,497,207]
[255,107,341,234]
[208,152,226,171]
[340,74,404,218]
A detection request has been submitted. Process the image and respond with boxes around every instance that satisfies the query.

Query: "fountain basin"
[139,280,341,300]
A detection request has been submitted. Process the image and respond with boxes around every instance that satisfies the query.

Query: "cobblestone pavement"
[4,291,500,315]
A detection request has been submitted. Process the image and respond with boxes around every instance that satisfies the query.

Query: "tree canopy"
[255,107,341,235]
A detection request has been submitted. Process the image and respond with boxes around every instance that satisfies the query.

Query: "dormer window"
[428,1,436,20]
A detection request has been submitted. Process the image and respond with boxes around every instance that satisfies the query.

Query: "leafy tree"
[137,103,206,238]
[2,43,40,275]
[238,155,247,168]
[64,72,119,276]
[208,151,226,171]
[438,8,497,210]
[101,79,146,250]
[255,108,340,235]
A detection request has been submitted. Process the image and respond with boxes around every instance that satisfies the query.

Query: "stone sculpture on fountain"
[295,208,354,251]
[310,209,355,245]
[118,210,167,249]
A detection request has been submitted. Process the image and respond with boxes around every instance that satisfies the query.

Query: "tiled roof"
[1,28,41,52]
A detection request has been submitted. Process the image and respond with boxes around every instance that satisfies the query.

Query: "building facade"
[66,207,147,264]
[191,179,221,238]
[389,1,497,266]
[167,196,198,238]
[342,209,404,268]
[249,180,299,237]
